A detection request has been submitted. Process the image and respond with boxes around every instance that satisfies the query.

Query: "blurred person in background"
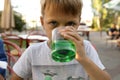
[108,23,120,39]
[0,39,7,80]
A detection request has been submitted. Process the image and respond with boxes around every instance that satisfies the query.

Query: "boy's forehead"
[43,6,80,23]
[44,6,80,19]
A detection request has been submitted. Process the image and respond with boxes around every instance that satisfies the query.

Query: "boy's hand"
[60,26,87,61]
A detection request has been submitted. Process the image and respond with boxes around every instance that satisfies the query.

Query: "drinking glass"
[51,27,76,62]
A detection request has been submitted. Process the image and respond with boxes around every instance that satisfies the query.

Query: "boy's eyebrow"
[46,19,78,23]
[45,18,57,22]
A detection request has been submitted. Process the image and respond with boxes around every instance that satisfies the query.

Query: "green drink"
[51,40,76,62]
[45,75,52,80]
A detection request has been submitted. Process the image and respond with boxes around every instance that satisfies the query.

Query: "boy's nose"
[58,25,67,28]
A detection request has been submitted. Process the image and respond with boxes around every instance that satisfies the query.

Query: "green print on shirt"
[43,70,84,80]
[43,70,57,80]
[67,76,85,80]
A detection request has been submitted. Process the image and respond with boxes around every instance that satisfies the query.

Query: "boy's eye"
[49,21,58,27]
[66,22,76,26]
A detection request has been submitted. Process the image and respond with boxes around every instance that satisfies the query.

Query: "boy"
[0,39,7,80]
[11,0,111,80]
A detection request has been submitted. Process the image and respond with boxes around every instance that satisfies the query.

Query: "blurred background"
[0,0,119,33]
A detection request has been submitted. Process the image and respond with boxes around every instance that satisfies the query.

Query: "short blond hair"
[40,0,83,16]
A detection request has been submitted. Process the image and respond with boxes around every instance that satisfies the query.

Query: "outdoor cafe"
[0,0,120,79]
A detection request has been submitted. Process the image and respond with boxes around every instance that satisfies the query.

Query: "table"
[2,33,48,48]
[77,28,93,40]
[18,34,49,47]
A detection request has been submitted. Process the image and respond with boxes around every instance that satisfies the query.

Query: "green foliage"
[92,0,102,12]
[102,10,115,28]
[14,13,26,32]
[91,0,117,31]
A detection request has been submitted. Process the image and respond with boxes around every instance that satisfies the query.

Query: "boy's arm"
[77,57,111,80]
[10,72,23,80]
[75,42,111,80]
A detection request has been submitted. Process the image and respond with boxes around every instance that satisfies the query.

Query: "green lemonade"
[45,75,52,80]
[51,40,76,62]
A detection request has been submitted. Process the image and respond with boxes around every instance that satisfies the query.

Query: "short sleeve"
[84,40,105,70]
[13,46,32,78]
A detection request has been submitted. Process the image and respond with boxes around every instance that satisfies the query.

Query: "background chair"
[3,40,22,76]
[1,33,24,48]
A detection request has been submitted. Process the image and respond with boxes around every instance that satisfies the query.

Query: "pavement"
[88,31,120,80]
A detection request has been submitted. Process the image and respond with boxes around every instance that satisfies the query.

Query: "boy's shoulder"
[83,40,94,51]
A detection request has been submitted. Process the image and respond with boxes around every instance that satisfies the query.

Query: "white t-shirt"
[13,40,105,80]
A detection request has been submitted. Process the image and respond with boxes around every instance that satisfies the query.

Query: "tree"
[91,0,116,31]
[13,12,26,32]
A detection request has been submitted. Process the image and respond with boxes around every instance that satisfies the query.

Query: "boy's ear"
[40,16,44,26]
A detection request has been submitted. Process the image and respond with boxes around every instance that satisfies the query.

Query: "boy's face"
[40,6,80,41]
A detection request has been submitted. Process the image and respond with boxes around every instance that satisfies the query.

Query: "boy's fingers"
[61,31,82,41]
[65,26,77,32]
[60,26,83,42]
